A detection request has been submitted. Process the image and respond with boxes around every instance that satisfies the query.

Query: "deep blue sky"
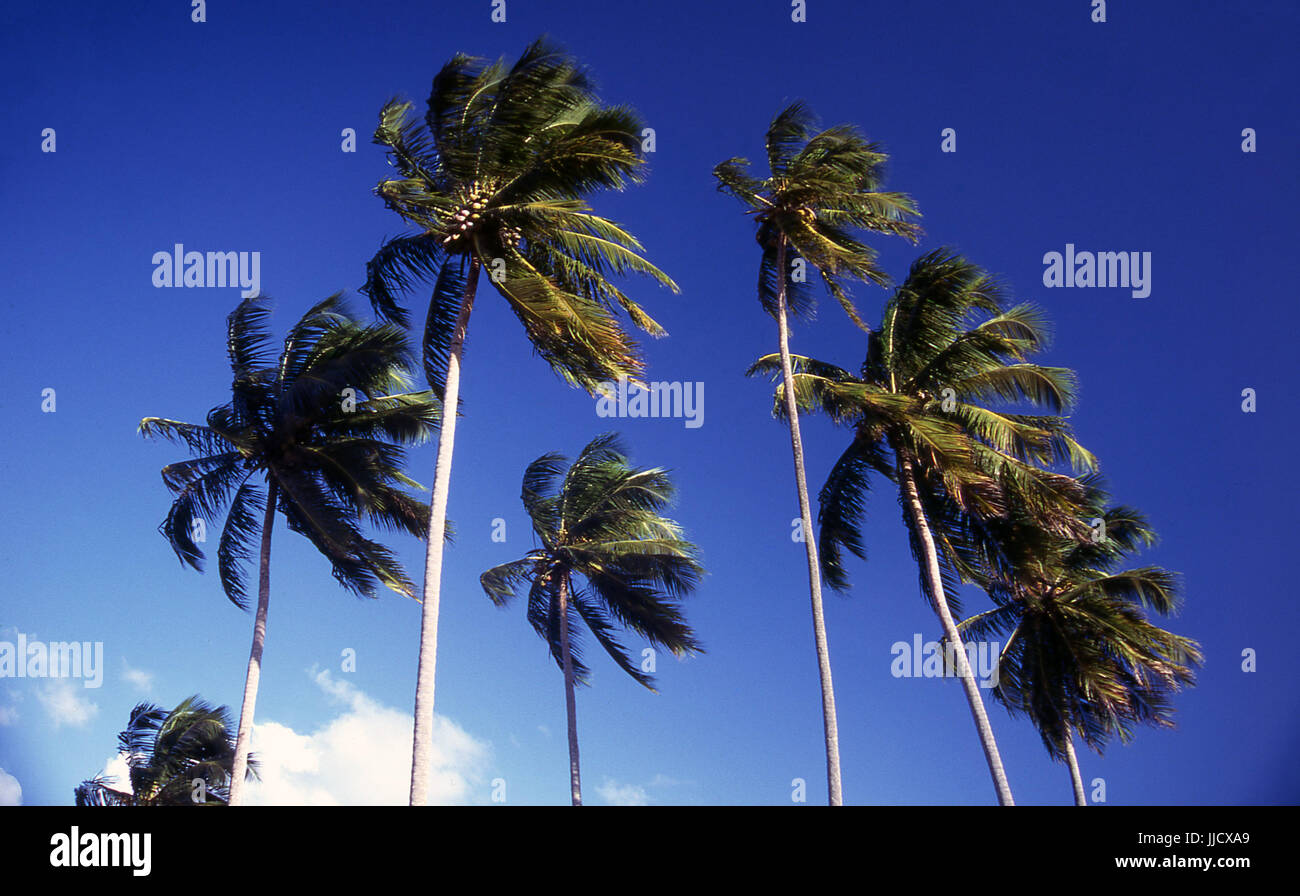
[1,0,1296,805]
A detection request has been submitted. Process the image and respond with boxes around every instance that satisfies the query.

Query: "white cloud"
[121,662,154,693]
[597,778,650,806]
[595,774,683,806]
[244,669,490,806]
[97,753,133,793]
[0,768,21,806]
[0,687,22,725]
[36,678,98,728]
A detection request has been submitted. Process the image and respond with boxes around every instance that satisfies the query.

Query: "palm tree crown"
[755,249,1099,599]
[713,100,920,329]
[140,294,438,603]
[364,37,677,393]
[958,475,1202,769]
[481,433,704,690]
[75,696,244,806]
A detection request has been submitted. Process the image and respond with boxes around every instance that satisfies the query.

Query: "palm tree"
[361,38,678,805]
[751,249,1098,805]
[140,294,439,805]
[956,476,1202,804]
[713,102,920,806]
[75,696,246,806]
[480,433,703,805]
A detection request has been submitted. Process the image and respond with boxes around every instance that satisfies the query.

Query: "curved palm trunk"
[897,454,1015,806]
[774,237,843,806]
[228,478,277,806]
[557,575,583,806]
[1063,733,1087,806]
[409,260,481,806]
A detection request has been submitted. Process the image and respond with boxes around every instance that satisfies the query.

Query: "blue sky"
[1,0,1296,806]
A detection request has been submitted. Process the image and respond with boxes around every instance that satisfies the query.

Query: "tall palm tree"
[140,294,439,805]
[956,476,1202,804]
[75,696,246,806]
[480,433,703,805]
[751,249,1098,805]
[361,38,678,805]
[713,102,920,806]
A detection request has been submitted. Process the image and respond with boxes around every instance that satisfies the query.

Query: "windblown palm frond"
[75,696,247,806]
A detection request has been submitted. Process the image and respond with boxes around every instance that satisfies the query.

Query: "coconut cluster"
[500,225,523,250]
[441,183,492,247]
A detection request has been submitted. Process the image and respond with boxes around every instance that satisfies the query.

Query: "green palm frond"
[817,437,891,593]
[361,232,446,328]
[216,479,265,610]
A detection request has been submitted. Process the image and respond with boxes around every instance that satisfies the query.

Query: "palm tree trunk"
[409,259,481,806]
[557,574,583,806]
[228,478,277,806]
[896,453,1016,806]
[774,236,843,806]
[1063,733,1087,806]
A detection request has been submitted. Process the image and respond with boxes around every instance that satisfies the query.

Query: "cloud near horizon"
[244,668,491,806]
[0,767,22,806]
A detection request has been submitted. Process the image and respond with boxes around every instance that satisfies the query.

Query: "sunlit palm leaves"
[363,37,677,393]
[750,249,1098,600]
[713,100,920,328]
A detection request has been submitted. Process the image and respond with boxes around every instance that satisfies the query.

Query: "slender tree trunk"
[1063,733,1087,806]
[774,236,843,806]
[228,478,277,806]
[409,259,480,806]
[896,453,1016,806]
[557,575,583,806]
